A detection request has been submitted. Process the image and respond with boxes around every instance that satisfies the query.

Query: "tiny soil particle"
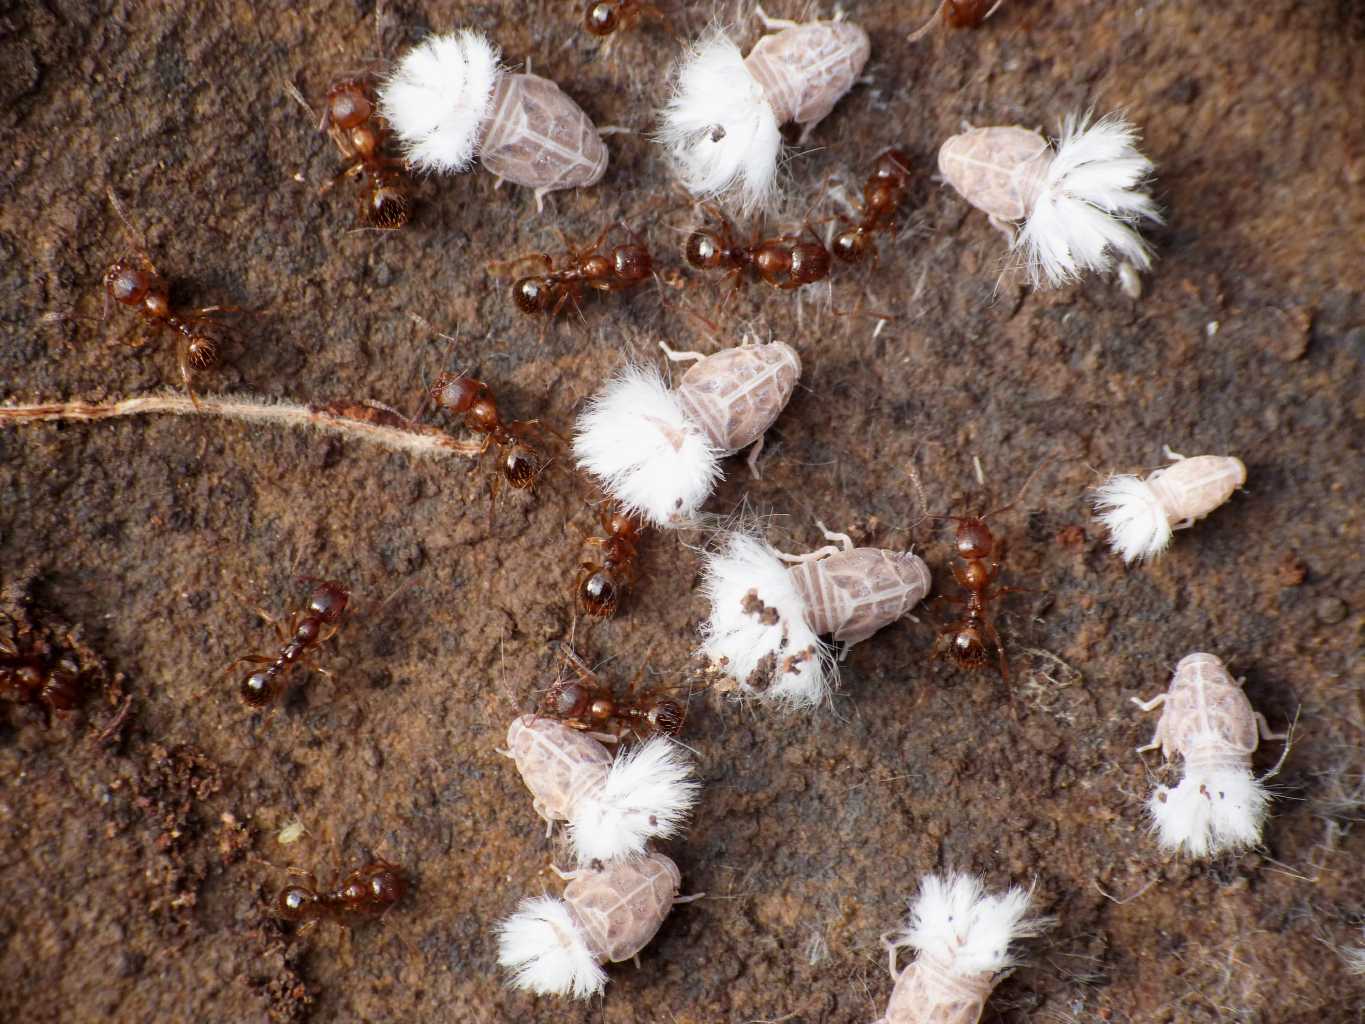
[1314,597,1349,625]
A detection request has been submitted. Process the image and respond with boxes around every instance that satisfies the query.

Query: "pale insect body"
[937,112,1160,288]
[378,29,607,209]
[573,340,801,528]
[505,714,613,825]
[1093,451,1246,564]
[699,527,930,708]
[496,851,683,999]
[657,13,869,211]
[1132,652,1285,857]
[878,873,1048,1024]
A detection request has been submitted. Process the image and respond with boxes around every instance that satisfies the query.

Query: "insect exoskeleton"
[573,339,801,527]
[699,527,931,708]
[502,715,699,863]
[877,873,1049,1024]
[1132,652,1286,858]
[1092,450,1246,564]
[497,850,683,999]
[658,11,869,210]
[937,112,1160,288]
[378,29,607,209]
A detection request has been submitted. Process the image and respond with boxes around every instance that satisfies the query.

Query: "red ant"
[576,507,645,619]
[286,75,411,230]
[0,613,84,722]
[831,149,913,264]
[684,206,832,296]
[541,643,687,741]
[274,857,407,929]
[492,224,653,320]
[582,0,671,36]
[429,372,552,497]
[45,189,241,406]
[909,0,1005,41]
[230,579,350,709]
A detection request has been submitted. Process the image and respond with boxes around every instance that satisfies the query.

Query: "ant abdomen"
[367,182,411,230]
[502,444,541,489]
[611,244,652,282]
[787,241,831,285]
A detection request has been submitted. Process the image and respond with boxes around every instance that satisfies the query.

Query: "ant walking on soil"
[273,856,407,929]
[540,642,687,742]
[830,149,913,265]
[230,578,350,709]
[490,223,653,321]
[575,506,645,619]
[429,370,556,505]
[684,205,832,297]
[285,74,412,230]
[44,189,242,406]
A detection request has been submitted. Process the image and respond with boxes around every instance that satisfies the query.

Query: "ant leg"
[485,252,555,278]
[982,617,1012,688]
[174,336,203,410]
[319,161,366,197]
[907,0,948,41]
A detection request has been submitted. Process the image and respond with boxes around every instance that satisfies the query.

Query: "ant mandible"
[493,223,653,320]
[45,189,241,406]
[576,506,645,619]
[684,205,832,297]
[582,0,670,37]
[286,76,412,230]
[274,857,407,928]
[429,371,552,497]
[831,149,913,265]
[541,643,686,741]
[230,579,350,709]
[0,614,84,722]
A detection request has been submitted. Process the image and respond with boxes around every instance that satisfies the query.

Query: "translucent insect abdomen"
[787,548,932,646]
[1145,456,1247,526]
[936,126,1052,222]
[505,715,613,822]
[674,342,801,453]
[1148,653,1260,764]
[744,21,870,128]
[562,851,681,963]
[480,74,608,194]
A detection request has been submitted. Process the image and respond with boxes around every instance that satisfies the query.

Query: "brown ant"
[576,506,645,619]
[831,149,913,265]
[429,371,553,498]
[541,643,687,741]
[492,224,653,320]
[582,0,671,37]
[684,206,832,296]
[230,579,350,709]
[909,0,1005,41]
[286,75,411,230]
[0,614,84,722]
[274,857,407,929]
[45,189,241,406]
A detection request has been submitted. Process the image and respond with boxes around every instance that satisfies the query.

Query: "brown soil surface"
[2,2,1362,1022]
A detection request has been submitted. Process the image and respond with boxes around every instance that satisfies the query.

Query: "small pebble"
[1315,597,1348,624]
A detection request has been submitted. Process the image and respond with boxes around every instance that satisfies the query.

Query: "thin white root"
[0,392,484,459]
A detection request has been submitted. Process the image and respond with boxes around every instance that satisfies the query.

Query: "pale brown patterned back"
[937,126,1052,222]
[1158,653,1259,759]
[564,851,681,962]
[506,715,613,822]
[744,22,870,127]
[1147,456,1245,524]
[788,548,931,645]
[479,74,608,193]
[881,955,991,1024]
[676,342,801,453]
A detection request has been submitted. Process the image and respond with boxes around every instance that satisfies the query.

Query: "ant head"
[831,229,868,264]
[684,231,727,270]
[502,444,540,489]
[367,186,410,230]
[104,260,152,306]
[307,581,350,623]
[649,699,684,736]
[275,884,318,921]
[326,81,372,130]
[431,374,483,414]
[955,518,994,560]
[789,241,831,284]
[950,626,987,667]
[945,0,995,28]
[584,1,620,35]
[612,243,652,282]
[579,569,620,618]
[513,276,554,315]
[240,670,276,708]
